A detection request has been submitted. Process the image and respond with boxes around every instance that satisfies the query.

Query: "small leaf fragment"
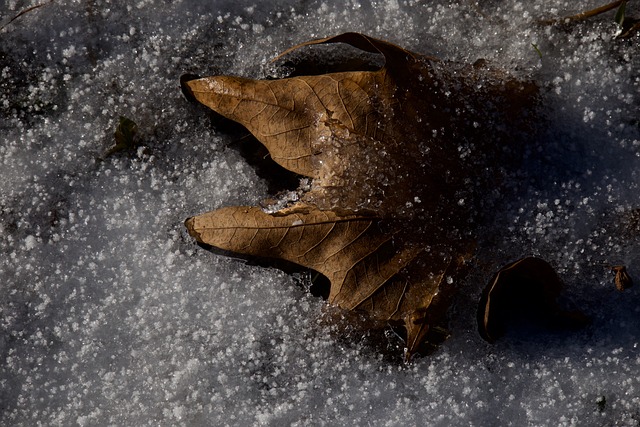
[102,116,140,159]
[114,116,138,149]
[610,265,632,291]
[478,257,587,342]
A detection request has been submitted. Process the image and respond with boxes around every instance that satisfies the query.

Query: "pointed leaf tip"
[180,73,201,103]
[184,216,203,243]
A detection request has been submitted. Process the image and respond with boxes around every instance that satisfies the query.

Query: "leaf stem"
[0,0,54,32]
[617,19,640,38]
[538,0,626,25]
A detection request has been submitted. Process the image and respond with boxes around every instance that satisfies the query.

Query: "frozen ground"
[1,0,639,425]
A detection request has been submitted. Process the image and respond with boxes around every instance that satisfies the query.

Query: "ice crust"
[1,0,639,425]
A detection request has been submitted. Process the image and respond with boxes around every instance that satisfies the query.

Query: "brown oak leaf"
[182,33,540,359]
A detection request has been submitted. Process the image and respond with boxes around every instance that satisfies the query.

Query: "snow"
[1,0,639,425]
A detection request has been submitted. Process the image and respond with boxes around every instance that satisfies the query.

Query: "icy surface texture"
[1,0,639,425]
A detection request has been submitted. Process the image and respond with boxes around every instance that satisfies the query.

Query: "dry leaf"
[182,33,540,359]
[610,265,633,291]
[478,256,589,342]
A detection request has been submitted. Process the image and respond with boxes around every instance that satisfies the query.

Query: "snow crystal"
[23,235,37,250]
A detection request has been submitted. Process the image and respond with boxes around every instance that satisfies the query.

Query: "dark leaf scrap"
[102,116,140,159]
[478,257,590,343]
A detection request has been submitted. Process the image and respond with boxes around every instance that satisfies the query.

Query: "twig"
[538,0,626,25]
[0,0,54,32]
[617,19,640,38]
